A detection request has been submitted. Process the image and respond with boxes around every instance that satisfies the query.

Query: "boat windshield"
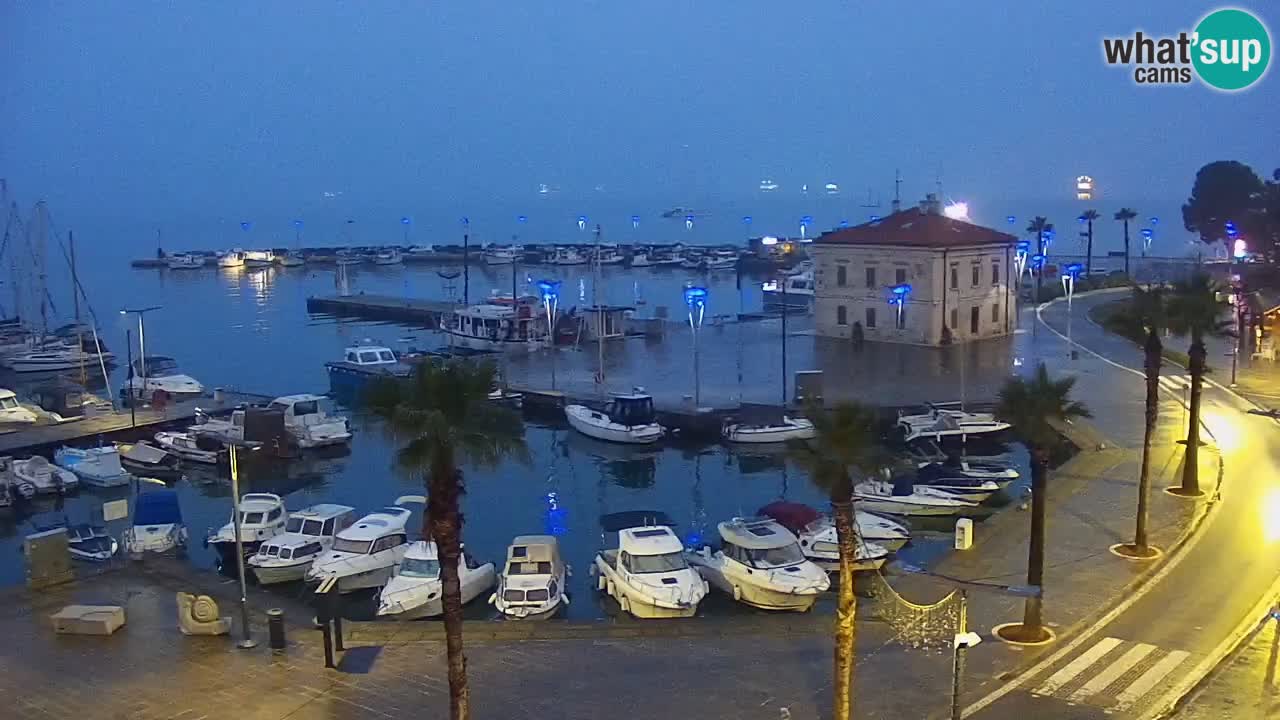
[332,537,373,554]
[399,557,441,579]
[626,551,688,574]
[0,396,18,410]
[508,560,552,575]
[285,517,324,535]
[241,512,265,525]
[148,358,179,375]
[743,543,806,569]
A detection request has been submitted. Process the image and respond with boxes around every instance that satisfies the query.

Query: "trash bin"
[267,608,286,650]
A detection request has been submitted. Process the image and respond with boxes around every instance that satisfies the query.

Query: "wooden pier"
[0,390,272,456]
[306,294,455,325]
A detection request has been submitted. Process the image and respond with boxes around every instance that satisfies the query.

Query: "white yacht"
[566,391,664,445]
[897,403,1011,444]
[124,489,188,554]
[205,493,288,566]
[166,253,205,270]
[54,446,131,488]
[153,431,221,465]
[441,296,549,352]
[687,517,830,612]
[853,480,977,517]
[703,251,738,271]
[14,456,78,494]
[758,501,911,554]
[547,247,589,266]
[0,389,38,424]
[4,337,114,373]
[335,250,365,267]
[306,498,424,593]
[243,250,274,268]
[277,252,306,267]
[484,246,518,265]
[593,245,626,265]
[376,541,496,619]
[248,504,356,584]
[217,250,246,268]
[723,406,815,444]
[491,535,569,619]
[630,249,654,267]
[124,356,204,399]
[824,182,840,195]
[759,179,780,192]
[267,394,352,448]
[592,511,708,619]
[911,474,1002,502]
[373,248,403,266]
[917,458,1019,486]
[762,271,815,306]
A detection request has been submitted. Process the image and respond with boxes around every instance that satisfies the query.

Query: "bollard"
[267,608,286,650]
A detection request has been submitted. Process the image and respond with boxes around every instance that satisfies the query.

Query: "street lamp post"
[1231,277,1246,387]
[461,217,471,305]
[120,306,162,402]
[1062,263,1082,360]
[1030,254,1046,337]
[228,444,257,649]
[888,283,911,331]
[537,280,561,390]
[124,328,135,427]
[684,286,708,407]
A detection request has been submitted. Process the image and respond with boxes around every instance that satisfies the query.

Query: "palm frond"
[1166,273,1230,339]
[997,363,1091,450]
[788,402,888,499]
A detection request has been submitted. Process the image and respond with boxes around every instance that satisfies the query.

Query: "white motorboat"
[630,249,654,267]
[0,389,38,424]
[376,541,496,619]
[756,501,903,567]
[153,431,221,465]
[593,245,626,265]
[54,446,131,488]
[205,492,288,565]
[4,337,114,373]
[897,403,1012,444]
[277,252,306,267]
[910,473,1002,502]
[1,456,34,500]
[592,511,707,619]
[373,248,404,266]
[441,296,549,352]
[650,249,685,266]
[917,459,1019,486]
[124,356,205,398]
[217,250,246,268]
[244,250,274,268]
[306,497,424,592]
[484,246,518,265]
[703,252,738,271]
[759,179,780,192]
[267,394,352,448]
[124,489,188,554]
[67,524,119,562]
[491,535,569,619]
[548,247,589,266]
[566,391,664,445]
[248,504,356,585]
[14,456,78,495]
[115,441,184,480]
[687,517,830,612]
[723,406,815,444]
[166,253,205,270]
[407,245,436,256]
[762,271,815,307]
[336,250,365,266]
[853,479,977,517]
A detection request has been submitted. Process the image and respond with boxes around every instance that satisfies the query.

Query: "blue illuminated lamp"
[292,219,304,229]
[1031,253,1047,270]
[742,215,752,226]
[1064,262,1083,279]
[685,214,695,230]
[240,221,252,232]
[889,283,911,297]
[517,215,528,224]
[537,279,561,301]
[401,217,411,225]
[839,219,849,228]
[1007,215,1016,225]
[870,214,880,222]
[888,284,911,328]
[1225,221,1238,238]
[1150,217,1159,225]
[684,285,708,316]
[577,215,587,231]
[632,215,641,229]
[1015,240,1031,253]
[461,216,470,227]
[1141,228,1153,239]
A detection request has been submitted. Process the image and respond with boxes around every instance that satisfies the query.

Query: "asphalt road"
[967,290,1280,719]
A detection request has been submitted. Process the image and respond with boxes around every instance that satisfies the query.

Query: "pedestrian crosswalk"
[1157,375,1192,393]
[1030,636,1191,713]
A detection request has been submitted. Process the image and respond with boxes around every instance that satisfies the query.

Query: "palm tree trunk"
[1021,447,1048,635]
[1137,329,1161,548]
[1085,221,1094,277]
[831,484,858,720]
[1123,221,1131,277]
[429,457,471,720]
[1181,334,1206,495]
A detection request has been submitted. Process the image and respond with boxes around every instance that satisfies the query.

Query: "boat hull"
[691,563,823,612]
[853,498,969,517]
[249,558,314,585]
[723,421,815,444]
[593,556,702,619]
[566,406,663,444]
[440,330,544,353]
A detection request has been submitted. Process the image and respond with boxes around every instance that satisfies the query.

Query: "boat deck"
[0,390,272,455]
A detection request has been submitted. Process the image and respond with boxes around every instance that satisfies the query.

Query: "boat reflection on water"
[187,447,348,499]
[564,430,658,490]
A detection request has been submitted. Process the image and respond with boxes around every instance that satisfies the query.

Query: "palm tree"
[789,403,888,720]
[1165,273,1229,497]
[364,360,528,720]
[1078,210,1100,276]
[1026,217,1054,301]
[1115,208,1138,276]
[994,363,1090,643]
[1115,285,1166,558]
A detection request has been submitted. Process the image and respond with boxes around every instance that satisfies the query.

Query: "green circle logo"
[1193,8,1271,91]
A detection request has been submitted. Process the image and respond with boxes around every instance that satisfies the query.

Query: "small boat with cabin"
[115,441,184,480]
[687,517,830,611]
[277,251,306,267]
[592,511,707,619]
[124,489,188,554]
[441,295,549,353]
[0,389,39,424]
[248,504,356,584]
[124,356,205,399]
[4,336,114,373]
[243,250,274,268]
[14,456,78,495]
[566,390,664,445]
[324,343,412,395]
[166,253,205,270]
[484,246,518,265]
[491,535,569,619]
[547,247,589,266]
[896,403,1011,445]
[722,404,815,444]
[153,431,222,465]
[54,446,131,488]
[373,248,404,266]
[762,270,815,310]
[907,472,1002,502]
[205,493,288,565]
[853,479,978,517]
[376,541,496,619]
[917,458,1019,486]
[335,249,365,267]
[306,498,423,593]
[759,501,910,553]
[268,394,352,448]
[216,250,246,268]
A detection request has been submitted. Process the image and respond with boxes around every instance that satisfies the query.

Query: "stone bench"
[50,605,126,636]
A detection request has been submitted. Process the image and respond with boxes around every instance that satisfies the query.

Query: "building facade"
[811,197,1017,346]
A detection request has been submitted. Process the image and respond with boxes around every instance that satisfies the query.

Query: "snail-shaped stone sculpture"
[176,592,232,636]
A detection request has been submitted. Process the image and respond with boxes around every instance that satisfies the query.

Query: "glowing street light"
[1007,215,1017,226]
[537,279,561,389]
[632,215,641,230]
[1141,227,1154,256]
[400,216,411,244]
[888,283,911,330]
[1234,238,1248,260]
[293,219,304,245]
[578,215,587,231]
[685,214,694,231]
[1062,263,1083,359]
[799,215,813,240]
[684,286,708,406]
[1014,241,1031,285]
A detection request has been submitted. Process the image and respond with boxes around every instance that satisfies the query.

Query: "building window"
[895,268,906,285]
[971,264,980,287]
[950,308,958,330]
[950,265,959,290]
[866,267,876,287]
[865,307,877,328]
[837,265,847,287]
[992,304,1000,323]
[992,262,1001,286]
[970,306,980,334]
[837,305,848,325]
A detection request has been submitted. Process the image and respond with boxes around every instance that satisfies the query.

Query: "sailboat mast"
[71,230,86,384]
[594,225,604,389]
[780,282,788,406]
